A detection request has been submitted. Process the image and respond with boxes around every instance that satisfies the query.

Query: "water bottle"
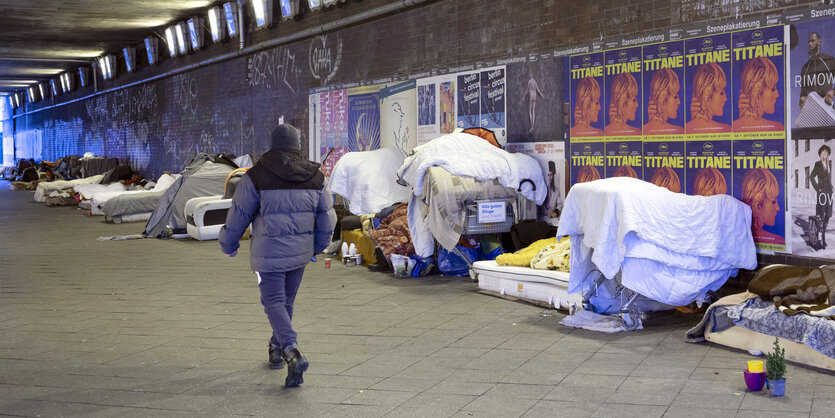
[341,241,349,258]
[349,242,357,256]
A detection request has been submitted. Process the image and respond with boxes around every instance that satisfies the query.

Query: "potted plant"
[765,337,787,396]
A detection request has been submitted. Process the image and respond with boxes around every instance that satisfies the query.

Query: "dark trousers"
[817,193,833,228]
[257,267,305,350]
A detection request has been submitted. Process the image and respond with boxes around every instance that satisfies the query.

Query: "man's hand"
[226,250,237,257]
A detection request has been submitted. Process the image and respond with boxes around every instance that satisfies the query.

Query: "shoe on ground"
[284,348,309,387]
[268,343,285,370]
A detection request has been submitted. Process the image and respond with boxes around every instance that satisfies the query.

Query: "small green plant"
[766,337,786,381]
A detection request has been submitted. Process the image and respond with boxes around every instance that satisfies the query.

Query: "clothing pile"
[369,204,414,257]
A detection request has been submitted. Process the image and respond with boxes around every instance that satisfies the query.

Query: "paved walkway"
[1,181,833,417]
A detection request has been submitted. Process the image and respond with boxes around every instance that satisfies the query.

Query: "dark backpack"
[508,220,558,252]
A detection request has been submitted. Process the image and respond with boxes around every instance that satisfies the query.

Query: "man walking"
[220,123,336,387]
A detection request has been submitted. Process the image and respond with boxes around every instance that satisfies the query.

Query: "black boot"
[284,347,309,387]
[268,343,285,370]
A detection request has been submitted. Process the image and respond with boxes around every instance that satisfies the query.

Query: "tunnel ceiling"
[0,0,218,93]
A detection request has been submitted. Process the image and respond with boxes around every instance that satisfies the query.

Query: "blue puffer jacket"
[219,149,336,273]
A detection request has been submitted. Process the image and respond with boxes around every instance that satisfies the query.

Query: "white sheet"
[558,177,757,306]
[397,132,546,204]
[89,174,179,216]
[74,182,126,200]
[329,148,412,215]
[34,174,104,202]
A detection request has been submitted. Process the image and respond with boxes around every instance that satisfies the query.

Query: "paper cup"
[748,360,763,373]
[324,258,331,268]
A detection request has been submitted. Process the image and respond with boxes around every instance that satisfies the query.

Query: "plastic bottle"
[348,242,357,256]
[341,241,349,258]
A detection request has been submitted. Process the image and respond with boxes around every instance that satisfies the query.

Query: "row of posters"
[568,26,789,252]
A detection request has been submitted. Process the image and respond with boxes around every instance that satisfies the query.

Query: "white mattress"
[705,317,835,372]
[472,260,582,310]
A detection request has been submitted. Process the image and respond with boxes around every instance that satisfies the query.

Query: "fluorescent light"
[280,0,298,20]
[252,0,273,28]
[165,27,177,57]
[28,86,37,103]
[79,66,90,87]
[188,17,204,50]
[51,79,60,96]
[223,2,238,37]
[307,0,321,11]
[145,36,159,64]
[208,7,225,42]
[123,47,136,72]
[175,22,188,54]
[39,83,48,99]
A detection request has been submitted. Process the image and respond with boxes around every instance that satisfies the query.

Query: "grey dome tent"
[144,153,238,238]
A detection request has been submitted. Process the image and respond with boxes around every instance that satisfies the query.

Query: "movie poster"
[685,139,732,196]
[790,138,835,257]
[507,142,566,227]
[570,141,605,184]
[642,40,686,138]
[733,138,787,252]
[480,66,507,145]
[416,77,440,145]
[569,52,605,140]
[439,75,456,134]
[643,139,685,193]
[788,18,835,137]
[603,47,642,140]
[457,71,480,129]
[731,26,786,137]
[380,79,417,155]
[605,140,643,179]
[347,85,381,152]
[685,34,733,137]
[505,57,564,143]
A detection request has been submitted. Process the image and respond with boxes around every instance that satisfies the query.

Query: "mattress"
[705,314,835,372]
[472,260,582,310]
[104,189,166,222]
[34,174,104,202]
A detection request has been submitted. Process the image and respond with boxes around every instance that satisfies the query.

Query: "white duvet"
[34,175,105,202]
[88,174,179,215]
[558,177,757,306]
[397,132,546,204]
[328,148,412,215]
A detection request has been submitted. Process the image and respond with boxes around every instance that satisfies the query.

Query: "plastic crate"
[463,199,514,234]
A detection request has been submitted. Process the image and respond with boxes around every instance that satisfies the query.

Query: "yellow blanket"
[530,237,571,271]
[495,238,558,267]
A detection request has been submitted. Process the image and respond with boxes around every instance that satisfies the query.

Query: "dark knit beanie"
[271,123,300,150]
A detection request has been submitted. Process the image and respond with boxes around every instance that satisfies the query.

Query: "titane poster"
[604,47,643,178]
[685,33,733,137]
[733,138,787,251]
[731,26,786,137]
[570,52,605,184]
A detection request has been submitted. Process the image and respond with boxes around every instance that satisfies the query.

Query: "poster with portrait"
[480,66,507,145]
[685,139,732,196]
[788,18,835,138]
[790,138,835,257]
[569,52,605,140]
[347,85,381,152]
[569,141,605,185]
[603,47,642,140]
[642,40,686,138]
[732,138,786,252]
[505,57,564,143]
[457,71,481,130]
[731,26,786,138]
[380,79,417,155]
[507,141,566,227]
[685,34,733,137]
[643,139,685,193]
[605,140,643,179]
[416,77,440,145]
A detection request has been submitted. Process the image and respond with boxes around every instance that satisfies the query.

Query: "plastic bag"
[437,245,480,276]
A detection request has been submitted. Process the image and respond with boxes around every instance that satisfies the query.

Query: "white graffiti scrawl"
[173,73,199,115]
[309,34,342,84]
[247,47,299,93]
